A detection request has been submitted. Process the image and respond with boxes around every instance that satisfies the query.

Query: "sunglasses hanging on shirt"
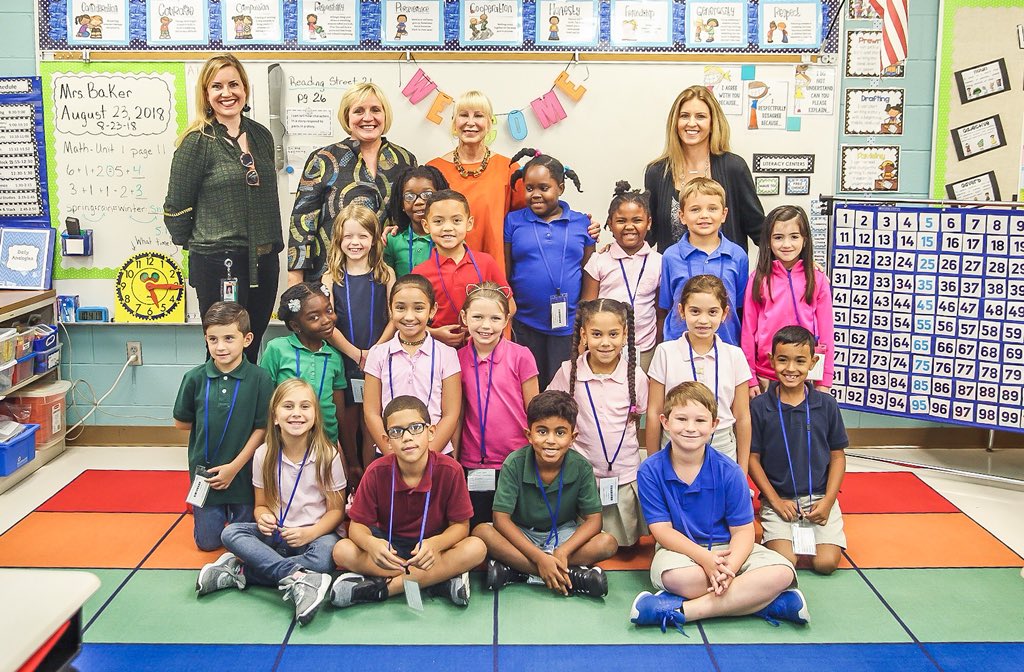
[240,151,260,187]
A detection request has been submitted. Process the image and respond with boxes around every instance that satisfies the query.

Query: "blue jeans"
[221,522,340,586]
[193,503,255,552]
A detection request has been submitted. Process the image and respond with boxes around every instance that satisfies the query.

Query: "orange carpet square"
[598,535,655,570]
[143,514,225,569]
[38,470,189,513]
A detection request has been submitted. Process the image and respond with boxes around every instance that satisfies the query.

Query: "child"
[196,378,346,626]
[330,395,486,608]
[748,326,848,575]
[581,181,663,372]
[741,205,834,392]
[412,189,512,348]
[363,274,462,455]
[324,203,396,480]
[630,381,807,634]
[473,391,617,597]
[384,166,450,278]
[174,302,274,551]
[658,177,748,346]
[549,299,650,547]
[505,154,594,388]
[647,275,752,472]
[458,281,540,527]
[261,284,353,476]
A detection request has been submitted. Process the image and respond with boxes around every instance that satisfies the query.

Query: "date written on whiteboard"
[52,73,173,137]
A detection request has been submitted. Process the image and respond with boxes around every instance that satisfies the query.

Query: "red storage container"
[10,380,71,446]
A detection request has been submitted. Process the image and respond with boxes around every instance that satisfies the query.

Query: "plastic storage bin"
[0,423,39,476]
[0,359,15,390]
[0,329,16,364]
[11,380,71,446]
[32,325,58,352]
[12,353,34,386]
[33,344,61,375]
[14,330,33,359]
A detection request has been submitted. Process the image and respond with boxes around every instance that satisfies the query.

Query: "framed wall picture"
[950,115,1006,161]
[786,175,811,195]
[756,176,780,195]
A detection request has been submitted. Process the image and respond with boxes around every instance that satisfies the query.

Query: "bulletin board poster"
[39,62,188,280]
[381,0,445,46]
[67,0,130,46]
[758,0,822,50]
[459,0,524,47]
[609,0,673,48]
[684,0,747,50]
[221,0,285,45]
[297,0,360,45]
[0,77,48,224]
[535,0,601,47]
[830,204,1024,433]
[146,0,208,46]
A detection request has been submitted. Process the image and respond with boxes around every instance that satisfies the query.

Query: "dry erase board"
[829,204,1024,433]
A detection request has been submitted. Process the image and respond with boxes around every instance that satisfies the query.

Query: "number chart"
[830,204,1024,433]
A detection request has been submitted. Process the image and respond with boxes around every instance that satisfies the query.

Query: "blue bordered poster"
[459,0,524,47]
[534,0,600,47]
[684,0,748,49]
[146,0,209,46]
[67,0,130,46]
[297,0,360,46]
[221,0,285,45]
[381,0,445,46]
[0,227,55,290]
[0,78,48,224]
[609,0,672,48]
[758,0,822,49]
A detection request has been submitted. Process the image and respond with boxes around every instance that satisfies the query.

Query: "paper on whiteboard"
[285,107,333,136]
[285,144,319,193]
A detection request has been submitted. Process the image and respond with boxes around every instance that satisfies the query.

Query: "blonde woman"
[164,53,282,361]
[289,83,416,284]
[645,85,763,252]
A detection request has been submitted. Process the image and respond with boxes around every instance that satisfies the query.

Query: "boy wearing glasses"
[331,395,486,608]
[473,391,617,597]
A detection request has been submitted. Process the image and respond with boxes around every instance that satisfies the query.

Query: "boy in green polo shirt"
[473,390,617,597]
[174,302,275,551]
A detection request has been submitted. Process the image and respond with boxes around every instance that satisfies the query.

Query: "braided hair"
[568,298,640,426]
[278,282,330,333]
[606,180,652,227]
[387,165,450,234]
[509,151,583,193]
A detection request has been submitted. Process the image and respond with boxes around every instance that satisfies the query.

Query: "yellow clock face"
[114,252,186,323]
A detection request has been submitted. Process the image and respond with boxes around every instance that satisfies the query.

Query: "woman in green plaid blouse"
[287,83,416,285]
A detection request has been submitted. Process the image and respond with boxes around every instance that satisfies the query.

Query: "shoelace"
[278,573,317,603]
[757,613,781,627]
[658,609,688,636]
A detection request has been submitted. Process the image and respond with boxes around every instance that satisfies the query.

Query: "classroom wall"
[0,0,36,77]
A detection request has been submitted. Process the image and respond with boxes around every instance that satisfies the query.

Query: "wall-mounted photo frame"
[785,175,811,195]
[755,176,780,195]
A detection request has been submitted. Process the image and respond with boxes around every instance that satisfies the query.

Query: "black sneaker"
[486,559,527,591]
[330,572,389,608]
[427,571,472,606]
[568,566,608,598]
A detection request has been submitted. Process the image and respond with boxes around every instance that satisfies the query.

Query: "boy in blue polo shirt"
[174,302,275,551]
[748,325,848,575]
[630,381,805,633]
[658,178,748,345]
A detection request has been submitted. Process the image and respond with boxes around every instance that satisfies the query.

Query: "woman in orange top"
[427,91,529,277]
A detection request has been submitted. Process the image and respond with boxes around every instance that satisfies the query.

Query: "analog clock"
[114,251,186,322]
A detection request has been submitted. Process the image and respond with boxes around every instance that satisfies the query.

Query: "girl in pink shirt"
[458,281,540,526]
[741,205,834,392]
[581,181,663,372]
[549,298,650,547]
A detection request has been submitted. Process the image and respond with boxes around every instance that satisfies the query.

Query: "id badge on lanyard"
[221,258,238,302]
[350,378,365,403]
[186,466,213,507]
[792,520,817,556]
[550,294,568,329]
[599,476,619,506]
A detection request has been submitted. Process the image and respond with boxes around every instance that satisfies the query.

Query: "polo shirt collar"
[574,352,628,383]
[385,332,436,357]
[678,233,728,260]
[522,201,571,225]
[679,334,723,363]
[520,449,580,487]
[434,246,472,268]
[286,332,328,355]
[473,337,507,364]
[392,451,435,493]
[609,241,651,260]
[280,447,315,468]
[660,443,716,490]
[204,358,247,380]
[766,381,823,410]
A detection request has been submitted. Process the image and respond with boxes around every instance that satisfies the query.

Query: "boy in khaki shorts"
[748,325,848,575]
[630,381,806,633]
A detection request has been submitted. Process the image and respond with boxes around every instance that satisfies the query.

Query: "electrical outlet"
[127,341,143,366]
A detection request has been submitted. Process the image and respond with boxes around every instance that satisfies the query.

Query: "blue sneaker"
[754,588,810,626]
[629,590,687,634]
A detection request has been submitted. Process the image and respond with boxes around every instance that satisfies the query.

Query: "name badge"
[185,466,212,507]
[550,294,568,329]
[404,578,424,611]
[221,278,238,303]
[599,476,619,506]
[807,344,827,381]
[350,378,365,403]
[467,468,497,492]
[791,521,817,556]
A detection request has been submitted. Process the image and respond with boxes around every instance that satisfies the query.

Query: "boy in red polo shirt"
[413,189,514,348]
[330,395,487,608]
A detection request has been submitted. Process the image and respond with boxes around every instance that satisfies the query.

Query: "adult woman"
[427,91,526,277]
[288,83,416,284]
[164,53,282,362]
[645,85,764,252]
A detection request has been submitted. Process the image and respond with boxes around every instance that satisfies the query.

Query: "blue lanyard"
[583,380,627,473]
[388,341,436,407]
[472,342,495,463]
[531,218,570,295]
[276,442,313,532]
[433,248,482,315]
[777,387,814,513]
[388,457,434,559]
[534,458,565,547]
[295,348,329,399]
[618,255,648,307]
[786,269,818,340]
[343,269,374,348]
[661,442,717,551]
[203,377,240,466]
[687,337,719,401]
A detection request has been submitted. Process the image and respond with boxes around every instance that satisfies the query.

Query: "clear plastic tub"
[0,328,16,365]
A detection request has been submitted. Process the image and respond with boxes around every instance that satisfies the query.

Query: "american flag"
[869,0,910,69]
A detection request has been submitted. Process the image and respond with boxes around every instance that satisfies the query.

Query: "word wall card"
[830,204,1024,432]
